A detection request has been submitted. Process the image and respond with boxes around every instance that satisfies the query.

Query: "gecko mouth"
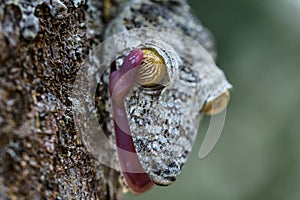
[154,178,176,186]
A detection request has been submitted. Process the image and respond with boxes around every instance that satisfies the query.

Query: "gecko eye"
[202,90,230,115]
[136,48,168,88]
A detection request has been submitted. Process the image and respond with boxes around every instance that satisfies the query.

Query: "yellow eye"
[136,49,167,87]
[202,90,230,115]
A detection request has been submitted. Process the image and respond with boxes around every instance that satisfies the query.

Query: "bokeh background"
[126,0,300,199]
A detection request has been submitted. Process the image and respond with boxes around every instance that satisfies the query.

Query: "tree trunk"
[0,0,121,199]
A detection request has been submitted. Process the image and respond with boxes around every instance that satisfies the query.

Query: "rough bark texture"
[0,0,121,199]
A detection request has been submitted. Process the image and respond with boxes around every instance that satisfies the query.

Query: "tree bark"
[0,0,121,199]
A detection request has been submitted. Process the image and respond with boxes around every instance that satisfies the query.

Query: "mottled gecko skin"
[106,0,216,57]
[98,0,232,191]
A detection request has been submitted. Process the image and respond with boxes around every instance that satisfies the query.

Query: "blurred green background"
[126,0,300,199]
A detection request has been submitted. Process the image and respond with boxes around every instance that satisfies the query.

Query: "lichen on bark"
[0,0,121,199]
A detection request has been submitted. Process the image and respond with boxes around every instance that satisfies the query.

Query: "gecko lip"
[151,174,176,186]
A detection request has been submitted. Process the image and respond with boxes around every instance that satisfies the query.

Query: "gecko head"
[110,39,231,191]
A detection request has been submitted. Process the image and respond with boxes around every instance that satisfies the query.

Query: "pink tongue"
[109,49,154,194]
